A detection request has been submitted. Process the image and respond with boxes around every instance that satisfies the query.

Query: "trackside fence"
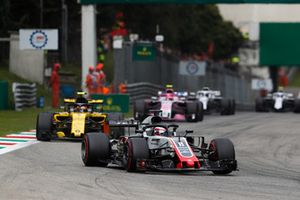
[114,42,255,110]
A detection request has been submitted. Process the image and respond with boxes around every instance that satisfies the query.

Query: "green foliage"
[99,4,243,59]
[1,1,242,60]
[289,70,300,87]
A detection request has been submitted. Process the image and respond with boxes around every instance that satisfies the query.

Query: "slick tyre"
[134,100,145,122]
[186,102,199,122]
[125,138,149,172]
[209,138,236,175]
[294,99,300,113]
[230,99,236,115]
[255,98,266,112]
[82,132,110,167]
[197,101,204,122]
[220,99,231,115]
[36,112,53,141]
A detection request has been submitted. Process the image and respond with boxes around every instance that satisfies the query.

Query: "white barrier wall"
[9,33,44,84]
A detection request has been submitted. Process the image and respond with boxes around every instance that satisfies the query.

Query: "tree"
[0,2,243,61]
[98,4,243,60]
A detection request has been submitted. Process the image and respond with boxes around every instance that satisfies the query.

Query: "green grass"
[0,108,48,136]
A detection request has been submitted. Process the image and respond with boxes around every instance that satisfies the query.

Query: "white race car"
[255,91,295,112]
[190,87,235,115]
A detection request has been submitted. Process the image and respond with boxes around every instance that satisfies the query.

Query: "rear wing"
[64,98,76,103]
[88,99,103,104]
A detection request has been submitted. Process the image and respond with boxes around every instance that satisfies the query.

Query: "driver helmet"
[75,105,81,112]
[278,86,284,92]
[153,127,167,136]
[80,105,87,112]
[75,105,87,112]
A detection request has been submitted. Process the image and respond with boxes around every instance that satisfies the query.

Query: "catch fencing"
[114,42,255,108]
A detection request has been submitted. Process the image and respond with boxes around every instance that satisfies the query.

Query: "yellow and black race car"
[36,92,109,141]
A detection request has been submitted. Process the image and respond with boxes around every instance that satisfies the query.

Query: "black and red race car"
[81,115,237,174]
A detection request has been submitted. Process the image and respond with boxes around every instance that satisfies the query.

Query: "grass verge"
[0,108,47,136]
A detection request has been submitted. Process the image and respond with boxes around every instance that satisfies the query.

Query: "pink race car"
[134,86,203,122]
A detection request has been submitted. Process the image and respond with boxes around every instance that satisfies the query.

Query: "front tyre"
[36,112,53,141]
[186,102,199,122]
[209,138,236,175]
[82,132,110,167]
[124,138,149,172]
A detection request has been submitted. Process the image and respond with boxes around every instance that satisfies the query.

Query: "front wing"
[136,159,238,172]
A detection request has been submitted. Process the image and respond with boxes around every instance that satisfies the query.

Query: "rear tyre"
[230,99,236,115]
[134,100,146,122]
[81,132,110,167]
[197,102,204,122]
[255,98,266,112]
[124,138,149,172]
[36,112,53,141]
[294,99,300,113]
[186,102,199,122]
[209,138,236,175]
[220,99,231,115]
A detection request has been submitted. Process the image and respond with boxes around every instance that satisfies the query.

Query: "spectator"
[85,66,97,96]
[95,63,106,94]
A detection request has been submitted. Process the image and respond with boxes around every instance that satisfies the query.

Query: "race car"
[36,92,109,141]
[189,87,235,115]
[133,85,203,122]
[81,115,237,174]
[255,90,295,112]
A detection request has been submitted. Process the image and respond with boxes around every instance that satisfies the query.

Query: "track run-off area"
[0,112,299,200]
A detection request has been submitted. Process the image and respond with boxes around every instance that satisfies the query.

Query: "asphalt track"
[0,112,299,200]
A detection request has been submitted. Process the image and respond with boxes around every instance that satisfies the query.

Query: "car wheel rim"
[81,137,88,161]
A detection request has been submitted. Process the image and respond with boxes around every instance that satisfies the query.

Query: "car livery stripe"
[0,130,39,155]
